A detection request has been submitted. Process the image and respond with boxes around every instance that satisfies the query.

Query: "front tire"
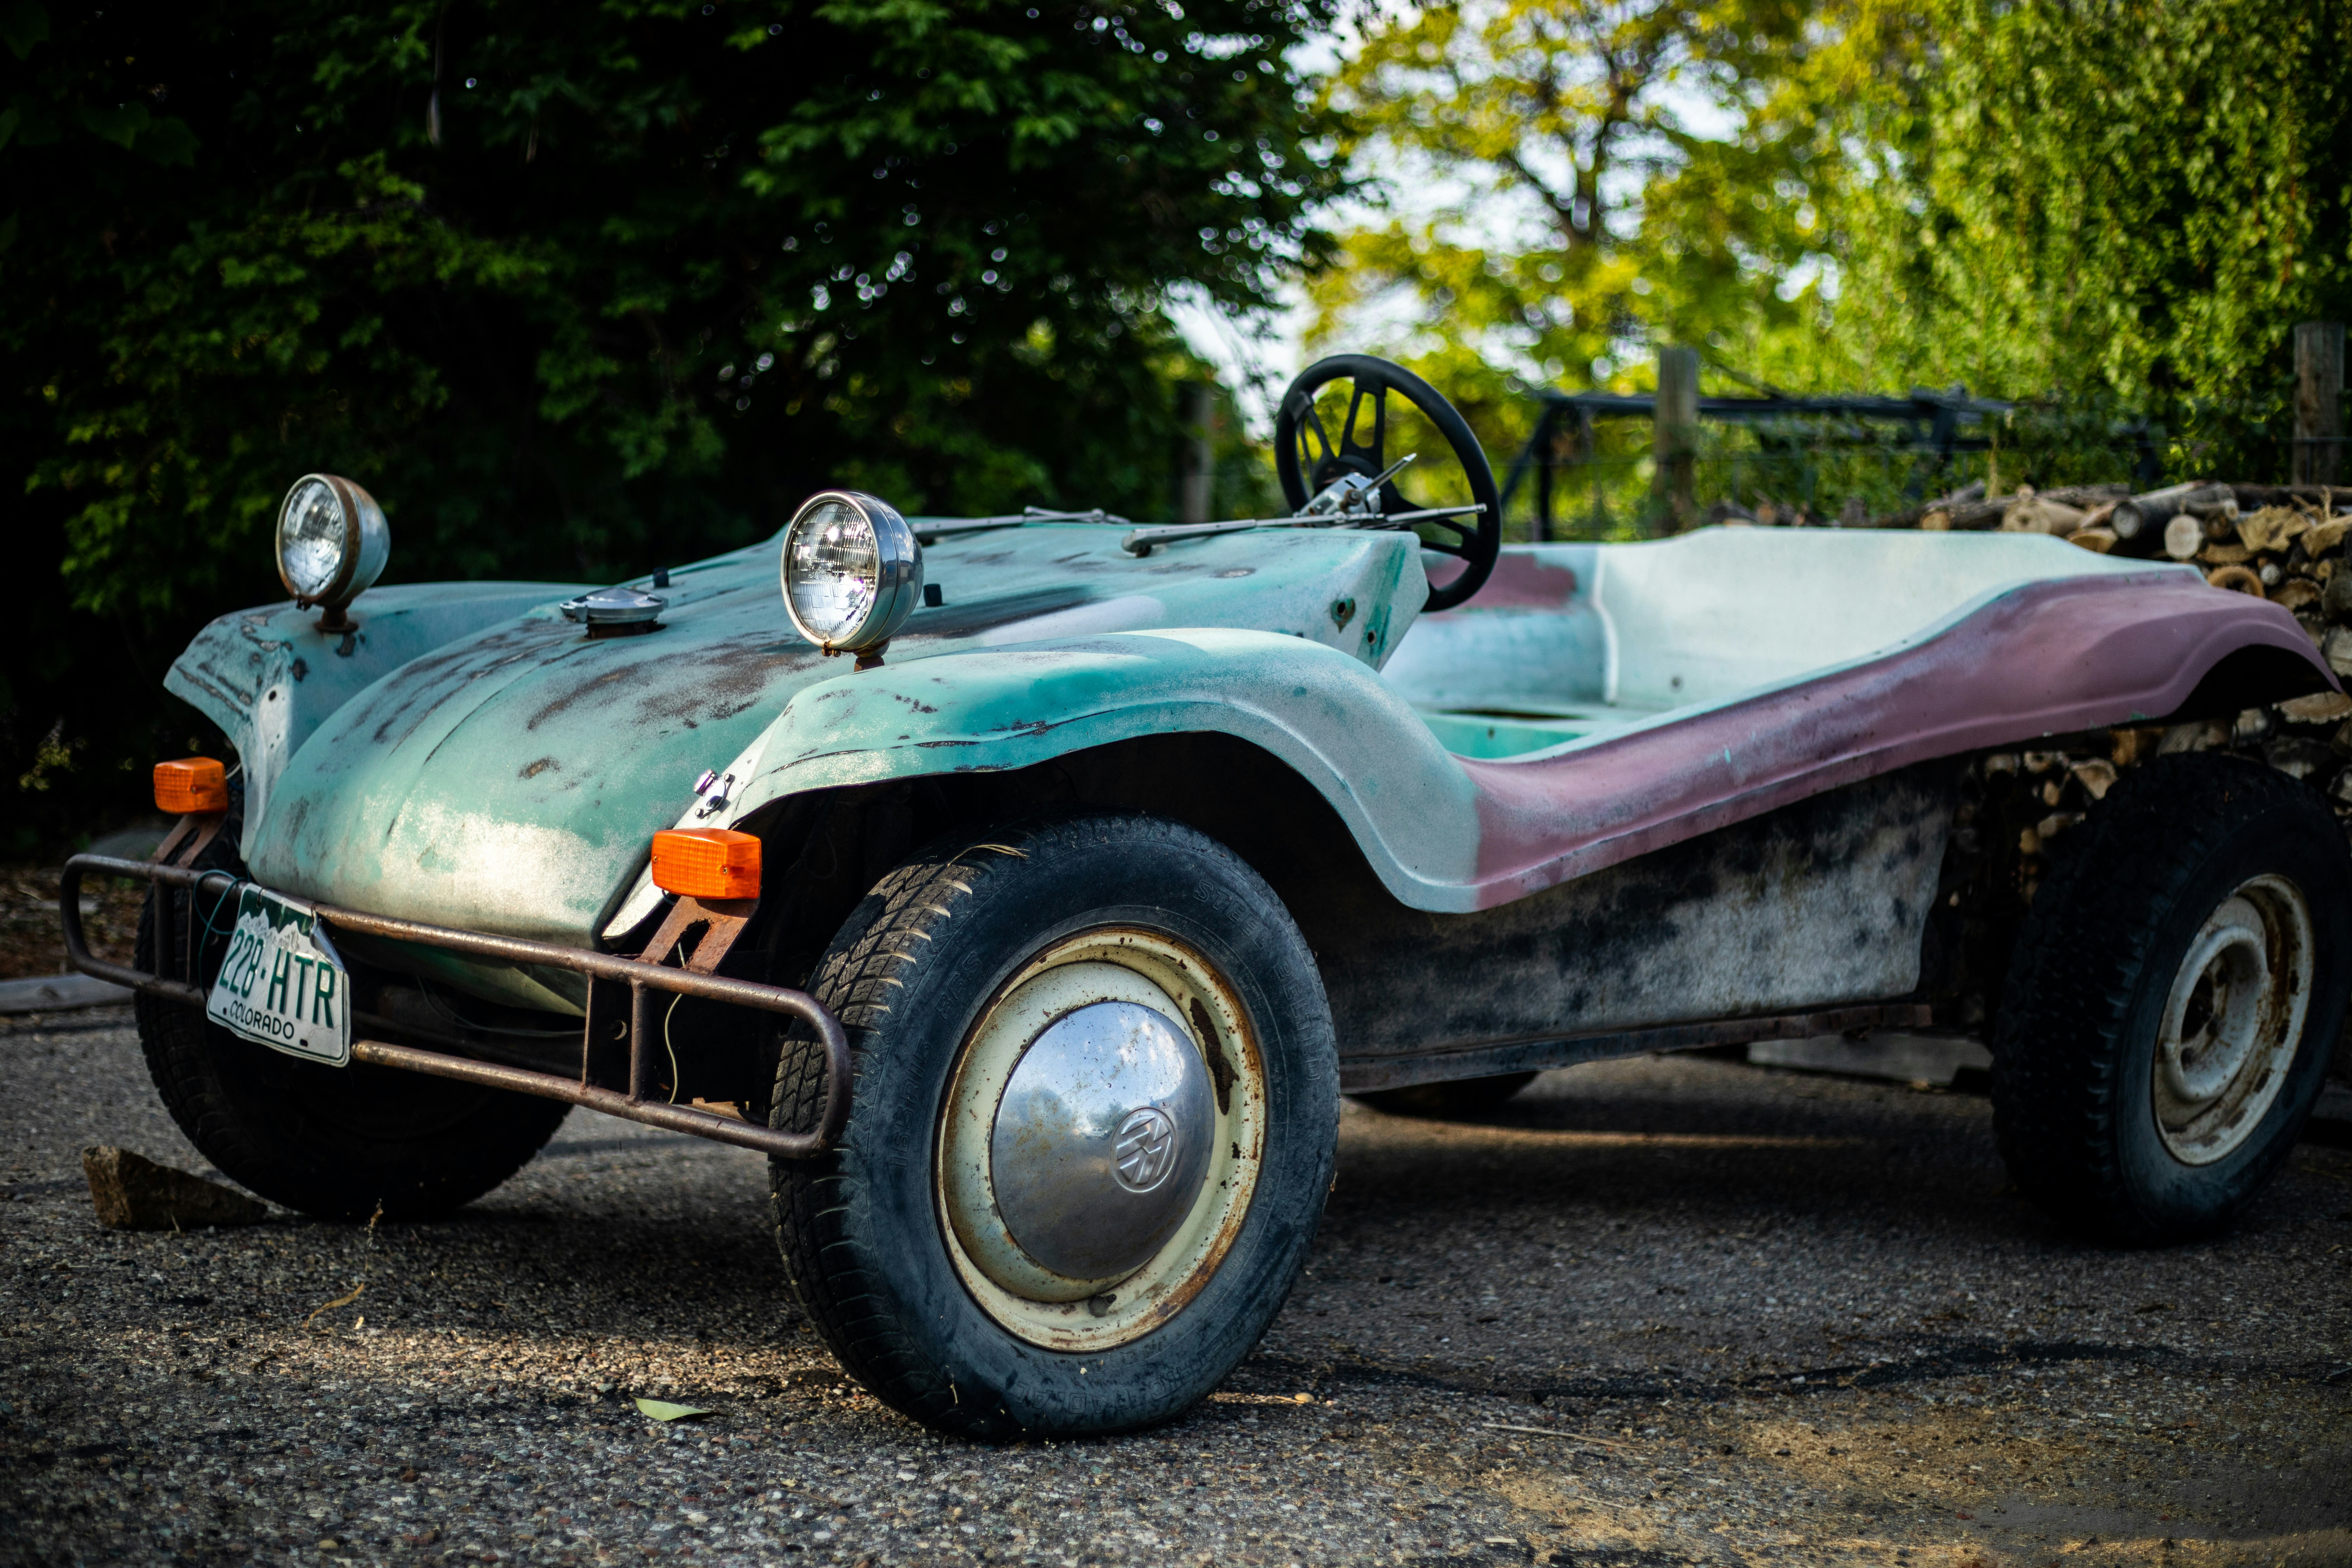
[134,835,570,1222]
[1992,753,2351,1242]
[767,813,1338,1438]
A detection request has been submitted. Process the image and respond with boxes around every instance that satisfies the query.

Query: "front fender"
[602,628,1486,936]
[164,581,588,859]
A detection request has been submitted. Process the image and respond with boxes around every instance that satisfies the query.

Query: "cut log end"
[2165,514,2204,560]
[2323,572,2352,626]
[2274,578,2322,613]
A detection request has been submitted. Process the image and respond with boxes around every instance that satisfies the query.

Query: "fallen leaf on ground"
[634,1397,714,1422]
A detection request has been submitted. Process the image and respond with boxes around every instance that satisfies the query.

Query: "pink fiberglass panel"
[1459,551,1580,611]
[1463,574,2333,906]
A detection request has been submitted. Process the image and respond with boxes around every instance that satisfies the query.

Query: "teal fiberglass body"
[164,519,2332,1016]
[169,520,1418,1006]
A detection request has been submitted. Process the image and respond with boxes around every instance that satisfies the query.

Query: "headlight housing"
[275,474,391,627]
[780,490,922,654]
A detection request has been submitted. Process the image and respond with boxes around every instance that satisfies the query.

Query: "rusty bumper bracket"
[58,853,851,1160]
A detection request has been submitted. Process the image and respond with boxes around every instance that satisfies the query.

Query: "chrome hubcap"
[2152,874,2312,1166]
[937,932,1266,1351]
[988,999,1214,1286]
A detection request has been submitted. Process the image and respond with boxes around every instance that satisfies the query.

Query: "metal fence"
[1498,385,2165,541]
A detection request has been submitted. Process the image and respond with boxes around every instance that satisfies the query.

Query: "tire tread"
[769,833,1031,1434]
[1991,752,2345,1241]
[766,813,1332,1437]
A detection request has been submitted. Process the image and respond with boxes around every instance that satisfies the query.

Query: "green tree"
[0,0,1343,852]
[1309,0,2352,520]
[1828,0,2352,477]
[1304,0,1841,447]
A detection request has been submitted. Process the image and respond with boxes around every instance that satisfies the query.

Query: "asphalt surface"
[3,1007,2348,1567]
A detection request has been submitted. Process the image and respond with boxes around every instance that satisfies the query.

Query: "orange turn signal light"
[651,828,762,901]
[154,757,229,815]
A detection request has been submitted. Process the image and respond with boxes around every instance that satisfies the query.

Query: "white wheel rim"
[2151,873,2312,1166]
[934,928,1266,1351]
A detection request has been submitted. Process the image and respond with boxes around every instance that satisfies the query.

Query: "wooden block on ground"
[81,1145,266,1230]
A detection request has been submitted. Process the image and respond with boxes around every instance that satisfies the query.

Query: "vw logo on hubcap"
[983,997,1216,1284]
[1112,1106,1179,1192]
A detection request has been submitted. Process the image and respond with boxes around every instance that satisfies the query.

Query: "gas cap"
[559,585,667,638]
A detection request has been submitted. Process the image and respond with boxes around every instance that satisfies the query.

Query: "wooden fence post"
[2295,322,2343,486]
[1654,346,1700,533]
[1177,382,1214,524]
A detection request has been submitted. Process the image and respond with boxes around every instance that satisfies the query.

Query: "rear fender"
[600,628,1483,938]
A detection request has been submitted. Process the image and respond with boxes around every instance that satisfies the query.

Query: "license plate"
[204,887,353,1066]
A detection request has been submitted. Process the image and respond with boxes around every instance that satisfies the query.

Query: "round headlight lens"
[779,490,922,652]
[786,498,881,642]
[279,477,347,599]
[274,472,391,618]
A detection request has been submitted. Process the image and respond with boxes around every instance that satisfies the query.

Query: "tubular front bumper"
[58,853,851,1159]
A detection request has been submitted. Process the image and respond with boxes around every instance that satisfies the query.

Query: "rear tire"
[767,813,1338,1438]
[133,833,569,1222]
[1992,753,2351,1243]
[1355,1072,1537,1119]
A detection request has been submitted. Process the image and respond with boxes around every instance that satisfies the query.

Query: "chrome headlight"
[275,474,391,624]
[780,490,923,654]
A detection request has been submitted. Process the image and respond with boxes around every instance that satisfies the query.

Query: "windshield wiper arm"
[1119,503,1486,558]
[911,507,1131,543]
[1302,451,1417,517]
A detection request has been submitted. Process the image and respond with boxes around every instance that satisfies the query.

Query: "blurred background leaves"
[9,0,2352,854]
[1306,0,2352,518]
[1,0,1343,851]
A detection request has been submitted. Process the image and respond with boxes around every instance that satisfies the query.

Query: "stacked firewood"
[1865,480,2352,1068]
[1908,479,2351,599]
[1895,477,2352,689]
[1896,477,2352,897]
[1975,709,2352,895]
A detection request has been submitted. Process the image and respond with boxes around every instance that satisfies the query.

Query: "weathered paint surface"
[595,626,1490,940]
[167,519,2332,971]
[608,528,2330,927]
[1316,762,1955,1071]
[199,525,1424,951]
[162,580,591,858]
[1420,536,2333,904]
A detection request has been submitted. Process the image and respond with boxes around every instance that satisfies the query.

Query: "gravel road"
[3,1007,2348,1567]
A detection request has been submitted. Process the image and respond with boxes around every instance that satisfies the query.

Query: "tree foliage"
[0,0,1342,850]
[1830,0,2352,475]
[1306,0,1842,436]
[1310,0,2352,511]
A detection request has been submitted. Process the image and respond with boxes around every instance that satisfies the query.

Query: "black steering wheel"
[1275,354,1502,614]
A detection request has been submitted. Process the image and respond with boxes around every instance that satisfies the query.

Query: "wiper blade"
[1119,503,1486,558]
